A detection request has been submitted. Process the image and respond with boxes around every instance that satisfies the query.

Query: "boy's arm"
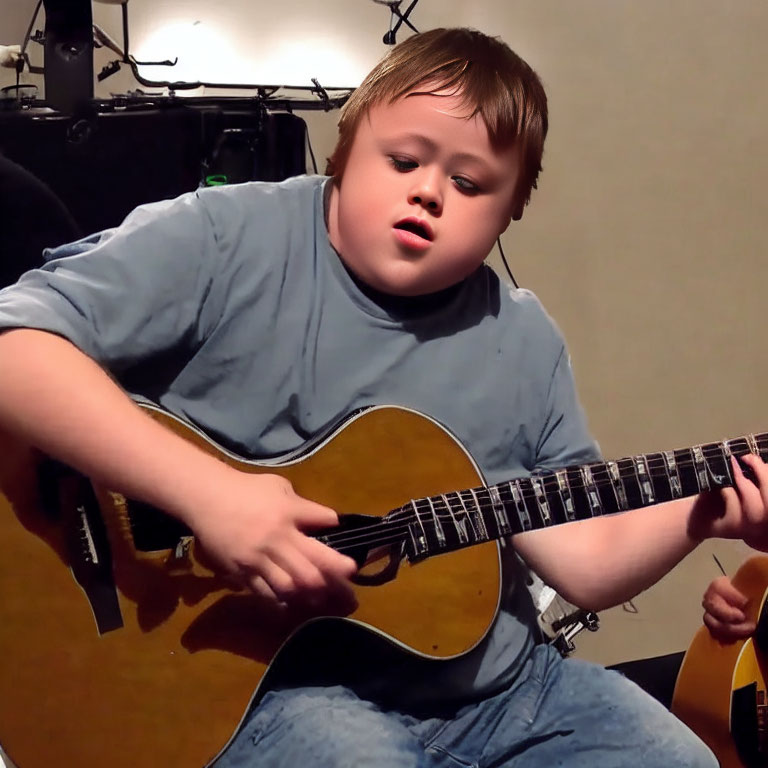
[0,328,357,612]
[513,453,768,612]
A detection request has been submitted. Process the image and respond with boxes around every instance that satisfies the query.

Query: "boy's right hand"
[702,575,756,642]
[185,471,359,617]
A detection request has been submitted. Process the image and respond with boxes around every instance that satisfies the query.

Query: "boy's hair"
[326,27,548,221]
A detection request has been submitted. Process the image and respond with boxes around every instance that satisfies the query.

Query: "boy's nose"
[407,175,443,214]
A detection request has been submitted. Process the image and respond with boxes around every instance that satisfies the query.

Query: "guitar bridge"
[58,470,124,635]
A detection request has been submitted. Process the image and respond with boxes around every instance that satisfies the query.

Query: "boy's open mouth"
[393,218,434,242]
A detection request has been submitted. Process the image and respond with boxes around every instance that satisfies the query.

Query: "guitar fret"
[662,450,683,499]
[456,489,481,543]
[516,478,540,529]
[555,469,576,522]
[702,443,731,488]
[713,443,732,487]
[633,455,655,506]
[489,484,511,533]
[607,461,628,511]
[488,485,512,536]
[616,458,644,510]
[580,465,604,517]
[645,452,674,503]
[692,446,710,492]
[407,499,429,557]
[587,464,619,515]
[727,436,749,457]
[530,477,552,527]
[675,448,702,496]
[471,487,499,540]
[440,493,465,549]
[508,481,532,532]
[445,493,471,545]
[538,473,567,525]
[430,496,447,548]
[565,465,592,520]
[466,488,489,542]
[747,433,759,456]
[721,441,738,486]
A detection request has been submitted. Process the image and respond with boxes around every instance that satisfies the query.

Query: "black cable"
[20,0,43,57]
[496,237,519,288]
[11,0,43,100]
[121,1,130,62]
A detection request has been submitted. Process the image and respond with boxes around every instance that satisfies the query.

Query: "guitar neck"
[400,431,768,562]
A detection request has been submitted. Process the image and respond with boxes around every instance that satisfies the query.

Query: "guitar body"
[0,405,501,768]
[672,556,768,768]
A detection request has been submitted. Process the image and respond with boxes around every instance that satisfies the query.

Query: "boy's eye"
[453,176,480,194]
[389,156,417,172]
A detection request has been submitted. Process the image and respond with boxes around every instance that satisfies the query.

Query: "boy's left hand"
[691,453,768,551]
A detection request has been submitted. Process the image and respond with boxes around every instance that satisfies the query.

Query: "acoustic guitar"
[1,402,766,767]
[672,556,768,768]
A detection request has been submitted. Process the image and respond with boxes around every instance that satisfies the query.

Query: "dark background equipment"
[0,0,352,286]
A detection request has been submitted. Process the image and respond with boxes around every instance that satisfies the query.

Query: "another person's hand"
[702,575,755,642]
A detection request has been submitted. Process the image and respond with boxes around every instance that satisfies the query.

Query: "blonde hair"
[326,28,548,220]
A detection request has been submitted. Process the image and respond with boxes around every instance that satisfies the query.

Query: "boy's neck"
[342,261,464,318]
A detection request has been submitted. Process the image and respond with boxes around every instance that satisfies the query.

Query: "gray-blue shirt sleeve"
[535,345,602,469]
[0,191,224,372]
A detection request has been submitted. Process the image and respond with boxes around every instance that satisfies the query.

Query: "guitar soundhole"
[125,499,193,551]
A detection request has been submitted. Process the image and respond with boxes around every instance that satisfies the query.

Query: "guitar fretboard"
[400,432,768,561]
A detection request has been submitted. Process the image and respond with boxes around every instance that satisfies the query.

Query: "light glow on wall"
[256,38,367,87]
[133,20,238,84]
[133,19,368,89]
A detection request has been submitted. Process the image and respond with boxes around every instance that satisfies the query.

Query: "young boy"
[0,26,766,768]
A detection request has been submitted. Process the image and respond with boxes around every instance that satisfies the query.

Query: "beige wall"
[4,1,765,459]
[492,2,768,462]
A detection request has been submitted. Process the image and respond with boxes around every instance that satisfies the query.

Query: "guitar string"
[310,439,768,555]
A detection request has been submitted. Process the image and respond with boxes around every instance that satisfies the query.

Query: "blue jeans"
[216,644,716,768]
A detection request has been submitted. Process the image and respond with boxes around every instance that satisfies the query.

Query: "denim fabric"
[215,644,716,768]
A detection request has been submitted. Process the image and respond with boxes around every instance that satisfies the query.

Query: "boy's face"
[327,91,521,297]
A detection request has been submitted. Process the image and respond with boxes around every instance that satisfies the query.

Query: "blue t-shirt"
[0,174,599,704]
